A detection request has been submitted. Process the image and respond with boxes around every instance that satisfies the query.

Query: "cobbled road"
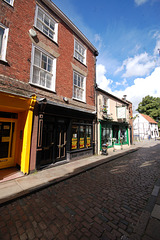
[0,141,160,240]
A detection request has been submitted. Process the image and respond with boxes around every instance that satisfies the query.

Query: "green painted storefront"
[100,120,129,151]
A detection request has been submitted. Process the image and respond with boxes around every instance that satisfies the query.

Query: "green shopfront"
[100,120,129,151]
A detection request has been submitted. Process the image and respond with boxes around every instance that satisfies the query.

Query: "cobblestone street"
[0,141,160,240]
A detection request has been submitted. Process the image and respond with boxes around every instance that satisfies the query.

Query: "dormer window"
[35,5,58,43]
[74,39,86,65]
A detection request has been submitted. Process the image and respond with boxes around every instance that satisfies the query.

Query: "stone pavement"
[0,142,143,206]
[0,139,160,240]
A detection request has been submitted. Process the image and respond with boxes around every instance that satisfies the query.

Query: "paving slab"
[151,186,160,197]
[145,218,160,240]
[151,204,160,220]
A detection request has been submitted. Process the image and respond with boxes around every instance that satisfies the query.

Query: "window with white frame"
[74,39,86,65]
[73,71,86,102]
[0,24,9,61]
[3,0,14,6]
[35,5,58,42]
[30,46,56,91]
[103,97,109,113]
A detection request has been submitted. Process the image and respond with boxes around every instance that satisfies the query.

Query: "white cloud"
[115,52,155,78]
[96,64,113,91]
[115,79,127,87]
[113,67,160,113]
[135,0,149,6]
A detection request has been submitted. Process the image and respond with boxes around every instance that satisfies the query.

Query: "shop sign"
[117,106,126,119]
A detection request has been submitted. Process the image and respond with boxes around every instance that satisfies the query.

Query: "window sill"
[0,59,10,66]
[29,82,56,93]
[69,147,93,153]
[74,57,87,68]
[72,97,86,104]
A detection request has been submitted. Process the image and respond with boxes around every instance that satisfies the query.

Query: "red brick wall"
[0,0,96,107]
[0,0,36,82]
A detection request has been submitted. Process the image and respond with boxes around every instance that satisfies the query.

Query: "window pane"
[34,49,41,67]
[50,21,55,31]
[40,71,45,86]
[44,15,49,26]
[43,25,49,35]
[49,30,53,39]
[46,74,52,88]
[37,20,42,31]
[41,54,47,70]
[33,67,39,84]
[38,9,43,21]
[79,126,85,148]
[47,58,52,72]
[0,27,4,54]
[71,125,78,150]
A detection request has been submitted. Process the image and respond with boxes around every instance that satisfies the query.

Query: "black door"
[56,120,67,162]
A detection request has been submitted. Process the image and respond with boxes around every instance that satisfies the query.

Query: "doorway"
[37,117,68,168]
[56,121,67,161]
[0,120,16,169]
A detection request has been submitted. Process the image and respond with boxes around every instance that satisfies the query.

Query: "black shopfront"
[36,100,95,169]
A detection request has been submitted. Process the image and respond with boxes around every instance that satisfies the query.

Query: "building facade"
[133,113,159,140]
[0,0,98,173]
[96,88,130,155]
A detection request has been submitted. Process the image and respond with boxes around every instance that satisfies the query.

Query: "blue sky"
[52,0,160,112]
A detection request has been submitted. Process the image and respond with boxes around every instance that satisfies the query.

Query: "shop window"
[30,45,56,91]
[86,126,91,148]
[120,128,127,143]
[79,126,85,148]
[101,127,112,147]
[0,23,9,61]
[35,5,58,43]
[74,39,86,65]
[71,125,78,150]
[71,123,92,151]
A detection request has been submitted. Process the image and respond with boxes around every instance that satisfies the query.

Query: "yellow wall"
[0,92,36,173]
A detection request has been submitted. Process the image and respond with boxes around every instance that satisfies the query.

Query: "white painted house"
[133,113,159,140]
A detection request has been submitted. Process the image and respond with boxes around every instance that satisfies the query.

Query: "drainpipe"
[94,50,99,155]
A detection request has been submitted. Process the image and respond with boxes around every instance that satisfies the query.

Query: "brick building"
[0,0,98,174]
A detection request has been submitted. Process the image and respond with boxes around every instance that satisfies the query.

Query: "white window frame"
[103,97,110,114]
[34,5,58,43]
[3,0,14,6]
[30,45,56,92]
[0,23,9,61]
[74,39,86,65]
[73,71,86,102]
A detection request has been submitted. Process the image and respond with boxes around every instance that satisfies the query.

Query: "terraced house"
[96,87,131,155]
[0,0,98,174]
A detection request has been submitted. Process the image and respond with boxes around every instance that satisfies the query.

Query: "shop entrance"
[56,121,67,161]
[37,117,68,168]
[112,125,119,144]
[0,120,16,169]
